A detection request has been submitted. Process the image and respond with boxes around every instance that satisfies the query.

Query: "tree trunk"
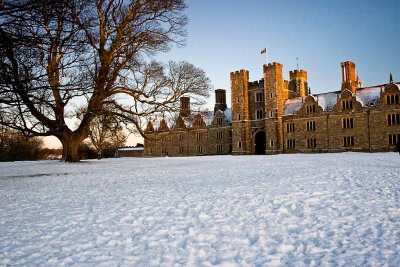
[60,131,87,162]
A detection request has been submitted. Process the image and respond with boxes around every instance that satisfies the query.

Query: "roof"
[118,147,144,151]
[355,85,383,106]
[283,82,399,116]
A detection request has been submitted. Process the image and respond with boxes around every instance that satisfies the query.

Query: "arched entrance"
[255,131,266,155]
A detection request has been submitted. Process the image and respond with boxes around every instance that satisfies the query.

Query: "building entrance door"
[255,131,266,155]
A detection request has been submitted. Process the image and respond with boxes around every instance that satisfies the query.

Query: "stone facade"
[232,61,400,154]
[144,61,400,157]
[144,90,232,157]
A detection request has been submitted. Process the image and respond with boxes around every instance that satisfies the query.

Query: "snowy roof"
[283,83,399,116]
[203,111,215,126]
[223,108,232,123]
[315,91,340,111]
[283,97,304,115]
[152,117,173,131]
[178,109,232,128]
[355,86,383,106]
[118,147,144,151]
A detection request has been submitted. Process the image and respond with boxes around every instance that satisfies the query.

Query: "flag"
[261,48,267,54]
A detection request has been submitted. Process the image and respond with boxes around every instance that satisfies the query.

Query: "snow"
[283,92,342,116]
[1,153,399,266]
[118,147,144,151]
[315,91,340,111]
[356,86,382,106]
[283,97,304,115]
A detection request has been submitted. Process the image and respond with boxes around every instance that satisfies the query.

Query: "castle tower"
[214,89,227,113]
[289,69,308,98]
[230,70,251,155]
[264,62,286,154]
[341,61,357,94]
[179,96,190,117]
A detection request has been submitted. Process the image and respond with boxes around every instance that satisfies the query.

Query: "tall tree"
[87,111,127,158]
[0,0,211,161]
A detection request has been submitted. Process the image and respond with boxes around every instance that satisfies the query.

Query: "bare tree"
[0,0,211,162]
[87,112,127,158]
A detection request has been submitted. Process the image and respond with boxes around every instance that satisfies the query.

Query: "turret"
[263,62,285,154]
[289,69,308,98]
[230,69,251,154]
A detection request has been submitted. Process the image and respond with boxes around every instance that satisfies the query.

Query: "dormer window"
[342,100,353,110]
[216,118,223,125]
[306,105,316,114]
[386,94,400,105]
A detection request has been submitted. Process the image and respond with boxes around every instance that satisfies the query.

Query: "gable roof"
[283,82,400,116]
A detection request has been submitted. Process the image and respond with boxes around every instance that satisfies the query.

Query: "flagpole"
[261,46,268,65]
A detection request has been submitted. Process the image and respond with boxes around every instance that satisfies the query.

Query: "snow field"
[0,152,399,266]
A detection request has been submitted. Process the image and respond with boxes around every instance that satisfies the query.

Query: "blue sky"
[157,0,400,109]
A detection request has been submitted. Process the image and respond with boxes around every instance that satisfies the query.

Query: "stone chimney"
[180,97,190,117]
[341,61,357,94]
[214,89,227,113]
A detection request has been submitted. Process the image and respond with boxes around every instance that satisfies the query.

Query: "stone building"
[231,61,400,154]
[144,90,232,157]
[144,60,400,156]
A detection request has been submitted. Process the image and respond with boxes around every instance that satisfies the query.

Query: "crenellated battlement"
[289,69,308,81]
[248,79,264,88]
[263,62,283,72]
[230,69,249,78]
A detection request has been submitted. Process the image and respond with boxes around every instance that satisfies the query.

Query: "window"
[162,147,168,154]
[307,121,316,131]
[256,109,263,120]
[179,134,183,141]
[388,114,400,126]
[179,147,184,154]
[216,131,223,139]
[216,118,223,125]
[197,146,203,154]
[238,141,242,149]
[307,138,317,148]
[216,144,223,153]
[389,134,400,145]
[255,92,263,102]
[342,118,354,129]
[342,100,353,110]
[287,139,296,148]
[306,105,316,114]
[343,136,355,147]
[386,94,400,105]
[269,111,273,118]
[238,114,241,120]
[237,97,240,103]
[196,132,202,140]
[270,140,274,147]
[286,122,295,132]
[270,92,273,99]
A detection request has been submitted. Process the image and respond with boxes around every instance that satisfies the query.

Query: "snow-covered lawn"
[0,153,399,266]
